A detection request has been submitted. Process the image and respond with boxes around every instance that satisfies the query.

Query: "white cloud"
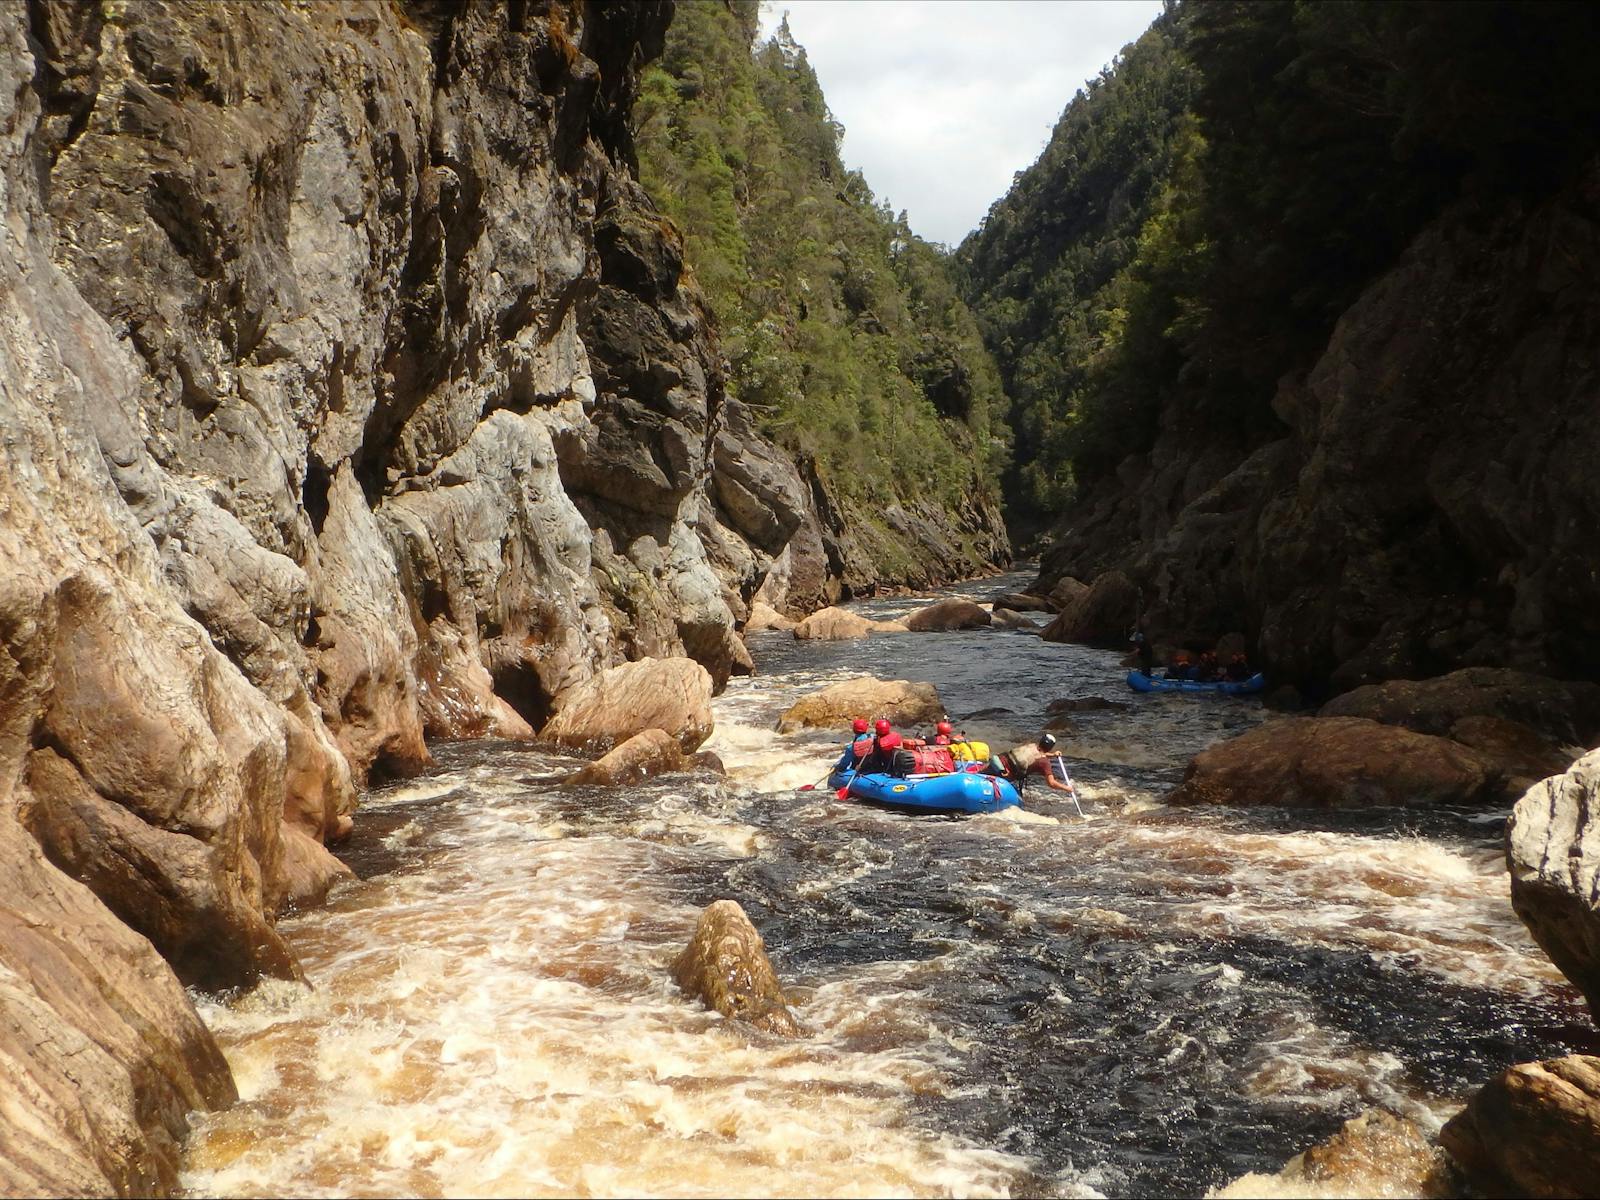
[757,0,1166,247]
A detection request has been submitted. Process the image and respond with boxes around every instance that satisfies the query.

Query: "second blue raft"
[1126,669,1265,696]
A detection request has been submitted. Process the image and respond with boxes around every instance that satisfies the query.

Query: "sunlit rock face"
[1,0,811,1190]
[672,900,802,1037]
[1508,750,1600,1017]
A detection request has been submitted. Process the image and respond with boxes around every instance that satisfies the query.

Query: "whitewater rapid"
[178,574,1586,1198]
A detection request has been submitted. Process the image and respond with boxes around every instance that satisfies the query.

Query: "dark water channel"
[180,572,1588,1198]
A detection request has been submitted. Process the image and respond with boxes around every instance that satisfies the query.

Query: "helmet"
[936,719,953,735]
[852,717,869,734]
[874,718,892,736]
[1037,733,1058,750]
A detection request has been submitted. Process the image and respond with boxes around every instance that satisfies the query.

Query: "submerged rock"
[563,729,686,787]
[541,658,714,753]
[1167,716,1506,809]
[905,598,991,631]
[1440,1055,1600,1198]
[1508,750,1600,1014]
[775,678,945,733]
[672,900,800,1036]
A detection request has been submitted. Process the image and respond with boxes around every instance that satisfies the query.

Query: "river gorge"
[176,575,1591,1198]
[3,2,1598,1195]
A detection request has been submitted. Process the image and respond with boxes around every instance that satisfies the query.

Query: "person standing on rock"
[1130,630,1154,675]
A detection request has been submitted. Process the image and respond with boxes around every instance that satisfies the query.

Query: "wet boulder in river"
[988,591,1057,614]
[1440,1055,1600,1198]
[563,729,685,787]
[672,900,801,1036]
[991,607,1042,632]
[1507,749,1600,1015]
[745,601,796,632]
[905,598,991,631]
[775,678,945,733]
[792,606,906,640]
[1167,717,1506,808]
[1216,1110,1452,1199]
[540,658,714,753]
[1041,570,1138,647]
[1048,576,1089,610]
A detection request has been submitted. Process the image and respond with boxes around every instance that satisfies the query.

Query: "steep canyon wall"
[0,0,943,1191]
[1037,163,1600,698]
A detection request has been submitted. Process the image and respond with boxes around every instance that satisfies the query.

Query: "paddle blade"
[798,784,816,791]
[835,787,851,801]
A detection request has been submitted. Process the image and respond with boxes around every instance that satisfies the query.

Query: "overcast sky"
[757,0,1165,248]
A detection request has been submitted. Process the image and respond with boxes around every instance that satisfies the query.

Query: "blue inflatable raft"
[1126,669,1265,696]
[827,767,1022,814]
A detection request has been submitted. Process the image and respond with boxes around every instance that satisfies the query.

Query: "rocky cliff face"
[1040,158,1600,699]
[1,0,826,1189]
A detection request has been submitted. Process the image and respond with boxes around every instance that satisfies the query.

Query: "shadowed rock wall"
[1038,160,1600,699]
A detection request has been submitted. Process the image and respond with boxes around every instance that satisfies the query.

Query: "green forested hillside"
[959,0,1600,529]
[635,1,1008,579]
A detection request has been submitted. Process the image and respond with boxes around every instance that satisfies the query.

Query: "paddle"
[1049,752,1086,819]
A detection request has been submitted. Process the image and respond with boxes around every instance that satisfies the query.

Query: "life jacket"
[949,739,991,763]
[910,746,956,774]
[860,731,904,774]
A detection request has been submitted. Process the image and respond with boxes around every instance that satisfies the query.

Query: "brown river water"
[178,573,1591,1198]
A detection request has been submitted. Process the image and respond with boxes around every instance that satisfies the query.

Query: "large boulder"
[745,601,796,632]
[989,592,1056,614]
[1167,717,1506,809]
[1440,1056,1600,1198]
[905,598,991,632]
[775,678,945,734]
[1041,570,1139,647]
[1047,576,1089,610]
[991,607,1043,632]
[1320,668,1600,747]
[563,728,686,787]
[672,900,800,1036]
[1507,749,1600,1014]
[791,606,907,640]
[540,658,714,752]
[0,813,237,1196]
